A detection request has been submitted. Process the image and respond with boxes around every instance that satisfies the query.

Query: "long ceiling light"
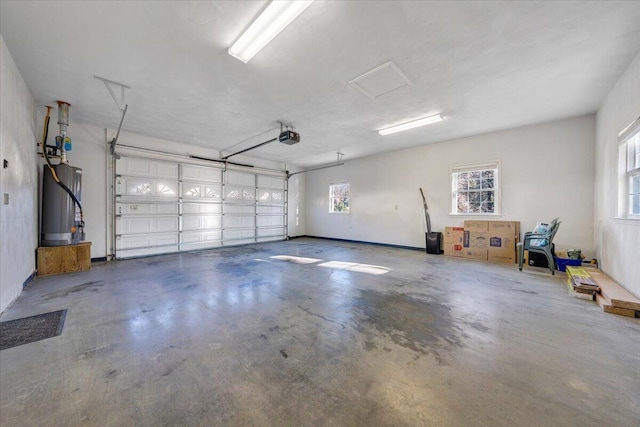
[378,114,443,136]
[229,0,314,63]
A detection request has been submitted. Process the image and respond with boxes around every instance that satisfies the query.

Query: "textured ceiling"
[2,1,640,168]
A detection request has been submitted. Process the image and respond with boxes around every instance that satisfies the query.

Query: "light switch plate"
[3,193,8,205]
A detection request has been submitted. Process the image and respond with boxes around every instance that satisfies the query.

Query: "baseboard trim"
[292,235,424,252]
[22,270,36,289]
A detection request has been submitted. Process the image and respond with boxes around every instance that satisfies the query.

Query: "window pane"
[456,173,468,191]
[483,178,494,189]
[481,191,494,213]
[469,178,480,190]
[632,174,640,194]
[242,188,255,200]
[205,186,220,199]
[469,192,480,212]
[457,193,469,213]
[632,193,640,215]
[186,187,200,197]
[482,170,494,179]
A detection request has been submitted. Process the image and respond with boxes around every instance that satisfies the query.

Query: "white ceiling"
[2,1,640,168]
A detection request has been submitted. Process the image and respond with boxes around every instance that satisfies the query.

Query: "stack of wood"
[565,267,600,300]
[565,266,640,318]
[590,270,640,318]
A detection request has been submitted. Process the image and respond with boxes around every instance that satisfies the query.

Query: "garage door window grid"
[451,161,500,215]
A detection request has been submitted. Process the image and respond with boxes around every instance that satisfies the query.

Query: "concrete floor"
[1,238,639,426]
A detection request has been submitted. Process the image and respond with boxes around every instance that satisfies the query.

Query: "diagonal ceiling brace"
[94,75,131,113]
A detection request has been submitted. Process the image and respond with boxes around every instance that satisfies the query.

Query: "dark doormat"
[0,309,67,351]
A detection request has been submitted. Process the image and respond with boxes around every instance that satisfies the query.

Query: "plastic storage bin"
[555,257,582,272]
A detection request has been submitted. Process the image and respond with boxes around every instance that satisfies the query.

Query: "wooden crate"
[37,242,91,276]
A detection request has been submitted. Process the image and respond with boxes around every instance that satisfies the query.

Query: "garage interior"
[1,1,639,425]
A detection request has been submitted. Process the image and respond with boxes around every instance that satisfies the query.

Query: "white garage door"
[114,156,286,259]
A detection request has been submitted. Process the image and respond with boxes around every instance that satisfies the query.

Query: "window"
[329,182,350,213]
[618,116,640,218]
[451,161,500,215]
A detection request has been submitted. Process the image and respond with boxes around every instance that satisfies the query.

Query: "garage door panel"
[116,157,179,179]
[182,203,222,214]
[257,216,284,227]
[116,233,179,258]
[226,171,255,186]
[182,164,221,182]
[257,175,285,189]
[181,230,222,251]
[223,205,255,215]
[183,182,222,200]
[182,215,222,231]
[256,205,285,215]
[224,216,255,228]
[117,216,179,235]
[223,229,255,244]
[116,202,179,216]
[117,177,179,199]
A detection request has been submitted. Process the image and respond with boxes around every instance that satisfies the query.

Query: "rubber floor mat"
[0,309,67,351]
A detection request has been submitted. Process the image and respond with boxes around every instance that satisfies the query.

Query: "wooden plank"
[590,270,640,311]
[595,294,637,318]
[37,242,91,277]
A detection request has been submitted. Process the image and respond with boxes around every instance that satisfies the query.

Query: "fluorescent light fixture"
[229,0,314,63]
[378,114,443,136]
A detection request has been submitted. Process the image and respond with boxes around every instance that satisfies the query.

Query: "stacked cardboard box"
[443,220,520,264]
[462,220,488,260]
[443,227,464,257]
[487,221,520,264]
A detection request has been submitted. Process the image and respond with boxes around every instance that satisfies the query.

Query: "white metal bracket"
[94,75,131,113]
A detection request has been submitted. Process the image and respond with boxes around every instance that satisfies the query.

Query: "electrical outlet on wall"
[3,159,7,168]
[3,193,9,205]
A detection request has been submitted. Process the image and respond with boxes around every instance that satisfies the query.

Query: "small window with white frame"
[618,116,640,218]
[329,182,350,213]
[451,160,500,215]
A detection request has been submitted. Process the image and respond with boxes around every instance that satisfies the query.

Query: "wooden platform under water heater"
[37,242,91,276]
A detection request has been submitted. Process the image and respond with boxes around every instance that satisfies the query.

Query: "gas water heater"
[40,101,85,246]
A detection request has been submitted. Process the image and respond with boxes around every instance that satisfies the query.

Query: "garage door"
[114,155,286,258]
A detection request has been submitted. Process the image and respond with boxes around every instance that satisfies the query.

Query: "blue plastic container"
[555,257,582,272]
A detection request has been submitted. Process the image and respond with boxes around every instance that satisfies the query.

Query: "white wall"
[0,35,39,313]
[595,50,640,298]
[306,115,596,256]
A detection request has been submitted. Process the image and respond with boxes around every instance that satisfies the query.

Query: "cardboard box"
[487,221,520,264]
[444,243,463,257]
[444,227,464,244]
[462,248,488,260]
[463,220,488,232]
[463,231,488,249]
[488,221,519,235]
[463,231,488,260]
[488,248,516,264]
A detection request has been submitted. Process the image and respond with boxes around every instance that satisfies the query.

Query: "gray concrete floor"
[1,237,639,426]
